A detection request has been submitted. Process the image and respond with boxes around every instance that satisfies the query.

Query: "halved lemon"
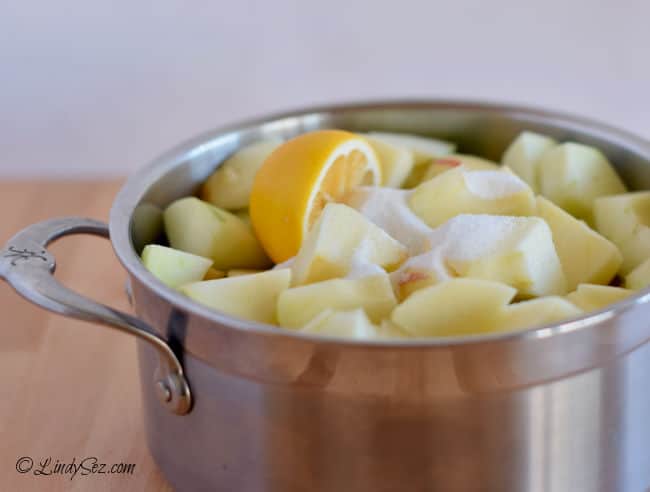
[250,130,381,263]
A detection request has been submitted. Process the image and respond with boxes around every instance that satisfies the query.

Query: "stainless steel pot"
[3,101,650,492]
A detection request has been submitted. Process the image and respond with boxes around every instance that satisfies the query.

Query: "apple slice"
[594,191,650,273]
[501,131,557,191]
[409,167,535,227]
[421,154,500,182]
[391,247,451,301]
[365,136,416,188]
[367,131,457,188]
[377,319,413,339]
[392,215,567,299]
[391,279,517,337]
[141,244,213,288]
[301,310,413,339]
[566,283,633,311]
[625,258,650,290]
[536,196,622,290]
[300,308,380,339]
[179,269,291,324]
[538,143,626,222]
[625,257,650,290]
[277,274,397,329]
[290,203,408,286]
[344,187,432,255]
[366,131,456,164]
[448,216,566,298]
[164,197,271,270]
[497,296,582,332]
[200,138,283,210]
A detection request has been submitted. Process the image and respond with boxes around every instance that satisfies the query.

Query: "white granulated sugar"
[345,186,432,254]
[427,214,529,261]
[391,214,533,287]
[462,170,528,199]
[345,238,386,279]
[392,246,451,286]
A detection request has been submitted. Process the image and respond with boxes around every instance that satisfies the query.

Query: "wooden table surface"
[0,181,172,491]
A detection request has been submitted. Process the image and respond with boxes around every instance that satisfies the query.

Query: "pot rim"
[109,98,650,348]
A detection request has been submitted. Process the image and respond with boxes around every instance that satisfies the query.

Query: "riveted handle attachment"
[0,217,192,415]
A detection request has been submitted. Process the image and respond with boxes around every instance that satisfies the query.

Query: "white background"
[1,0,649,178]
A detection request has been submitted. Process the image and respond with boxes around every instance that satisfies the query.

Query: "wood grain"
[0,181,172,491]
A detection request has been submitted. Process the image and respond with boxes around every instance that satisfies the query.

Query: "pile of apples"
[141,131,650,339]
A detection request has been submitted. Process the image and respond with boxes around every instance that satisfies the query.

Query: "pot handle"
[0,217,192,415]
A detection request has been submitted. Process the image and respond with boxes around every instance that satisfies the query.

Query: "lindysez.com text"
[16,456,135,479]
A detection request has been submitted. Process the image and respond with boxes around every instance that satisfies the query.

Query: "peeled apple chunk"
[290,203,408,286]
[391,279,517,337]
[164,197,271,270]
[377,319,413,339]
[593,191,650,274]
[447,217,566,298]
[179,269,291,324]
[300,308,379,339]
[200,138,283,210]
[538,143,626,222]
[501,131,557,191]
[366,131,456,165]
[409,167,536,227]
[141,244,213,288]
[625,257,650,290]
[390,247,451,301]
[497,296,582,332]
[392,214,567,299]
[566,284,633,311]
[277,274,397,329]
[536,196,622,291]
[365,136,416,188]
[420,154,500,182]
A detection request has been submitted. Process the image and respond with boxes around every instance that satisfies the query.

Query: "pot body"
[4,103,650,490]
[107,102,650,491]
[132,273,650,492]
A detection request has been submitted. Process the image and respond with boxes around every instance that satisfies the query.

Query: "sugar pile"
[393,214,536,285]
[391,245,451,289]
[345,186,431,254]
[345,238,387,280]
[426,214,531,261]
